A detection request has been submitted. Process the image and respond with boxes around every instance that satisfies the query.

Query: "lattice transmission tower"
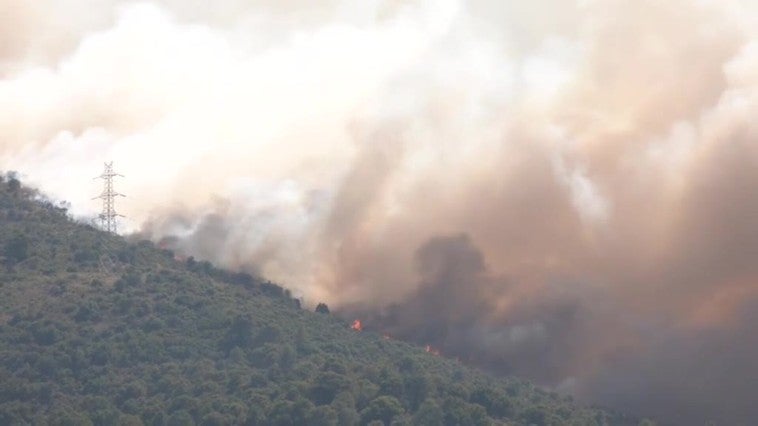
[93,162,125,234]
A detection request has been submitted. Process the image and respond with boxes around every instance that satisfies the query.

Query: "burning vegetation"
[350,319,363,331]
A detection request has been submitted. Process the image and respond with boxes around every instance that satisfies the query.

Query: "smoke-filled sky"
[3,0,758,423]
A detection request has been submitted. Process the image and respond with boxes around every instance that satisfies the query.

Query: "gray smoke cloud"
[3,0,758,423]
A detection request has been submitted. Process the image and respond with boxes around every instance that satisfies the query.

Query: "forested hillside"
[0,174,647,425]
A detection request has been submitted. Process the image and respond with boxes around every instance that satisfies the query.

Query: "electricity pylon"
[93,162,125,234]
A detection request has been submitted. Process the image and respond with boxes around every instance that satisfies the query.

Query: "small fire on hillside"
[351,319,363,331]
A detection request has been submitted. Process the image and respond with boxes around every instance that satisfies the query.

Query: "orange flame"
[351,319,363,331]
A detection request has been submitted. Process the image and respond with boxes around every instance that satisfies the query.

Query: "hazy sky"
[3,1,758,423]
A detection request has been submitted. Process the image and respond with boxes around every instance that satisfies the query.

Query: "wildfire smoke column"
[2,1,758,424]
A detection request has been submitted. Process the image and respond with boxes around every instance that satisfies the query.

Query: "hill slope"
[0,174,645,425]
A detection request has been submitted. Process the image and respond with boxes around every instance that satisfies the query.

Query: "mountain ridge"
[0,173,648,425]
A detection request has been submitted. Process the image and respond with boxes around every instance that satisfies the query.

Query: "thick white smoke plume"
[4,1,758,423]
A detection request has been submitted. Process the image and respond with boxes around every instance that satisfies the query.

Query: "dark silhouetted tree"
[7,176,20,195]
[310,372,350,405]
[315,303,330,314]
[222,315,254,351]
[361,396,404,425]
[413,399,444,426]
[470,387,514,418]
[4,232,29,264]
